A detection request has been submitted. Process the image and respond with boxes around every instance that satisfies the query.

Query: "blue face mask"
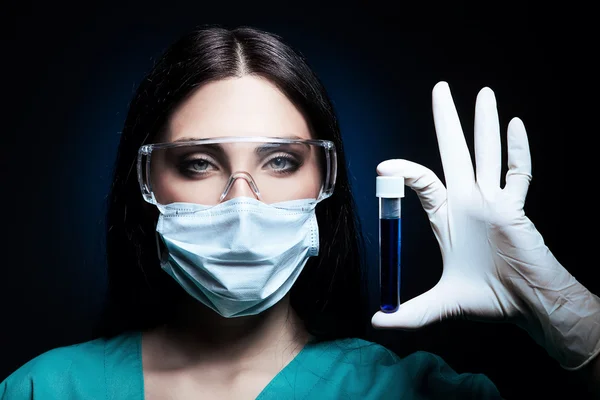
[155,197,319,318]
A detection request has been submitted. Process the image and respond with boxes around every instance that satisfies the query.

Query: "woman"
[1,25,598,399]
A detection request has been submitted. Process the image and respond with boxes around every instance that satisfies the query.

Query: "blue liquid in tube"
[380,217,401,312]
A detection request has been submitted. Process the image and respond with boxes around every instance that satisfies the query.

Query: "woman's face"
[151,75,322,205]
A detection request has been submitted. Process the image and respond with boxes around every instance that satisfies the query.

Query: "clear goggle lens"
[137,137,337,208]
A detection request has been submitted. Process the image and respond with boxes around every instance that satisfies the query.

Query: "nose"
[219,171,262,202]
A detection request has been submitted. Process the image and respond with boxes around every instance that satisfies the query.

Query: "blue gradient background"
[1,3,594,398]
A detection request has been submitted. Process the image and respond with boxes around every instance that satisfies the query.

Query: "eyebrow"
[168,137,310,159]
[254,142,308,155]
[173,136,201,143]
[171,134,307,142]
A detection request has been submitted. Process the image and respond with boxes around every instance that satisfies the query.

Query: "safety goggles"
[137,136,337,208]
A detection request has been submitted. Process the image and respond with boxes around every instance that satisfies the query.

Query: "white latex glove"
[371,81,600,370]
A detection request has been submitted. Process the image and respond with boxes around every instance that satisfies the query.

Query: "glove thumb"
[371,283,457,330]
[377,159,447,216]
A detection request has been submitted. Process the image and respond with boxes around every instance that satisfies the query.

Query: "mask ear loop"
[219,171,262,202]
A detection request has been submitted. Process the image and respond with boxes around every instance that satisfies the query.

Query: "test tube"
[376,175,405,313]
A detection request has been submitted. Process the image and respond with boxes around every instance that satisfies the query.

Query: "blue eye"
[264,154,301,174]
[269,157,292,170]
[179,157,217,177]
[188,160,211,171]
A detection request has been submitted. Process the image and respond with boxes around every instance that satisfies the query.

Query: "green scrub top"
[0,331,502,399]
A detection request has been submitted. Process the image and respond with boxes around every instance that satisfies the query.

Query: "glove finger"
[432,81,475,192]
[377,159,447,215]
[474,87,502,196]
[504,117,532,202]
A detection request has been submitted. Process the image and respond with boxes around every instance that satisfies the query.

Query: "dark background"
[1,1,595,399]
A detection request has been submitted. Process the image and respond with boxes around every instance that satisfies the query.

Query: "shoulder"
[311,337,402,366]
[2,337,107,384]
[296,337,503,399]
[1,332,140,400]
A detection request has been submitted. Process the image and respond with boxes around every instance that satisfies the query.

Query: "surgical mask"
[155,197,319,317]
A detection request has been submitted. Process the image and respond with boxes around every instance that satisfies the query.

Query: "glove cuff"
[525,278,600,370]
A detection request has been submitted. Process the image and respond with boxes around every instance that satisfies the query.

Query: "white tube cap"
[376,176,405,198]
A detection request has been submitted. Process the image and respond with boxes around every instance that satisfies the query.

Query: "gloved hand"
[371,81,600,370]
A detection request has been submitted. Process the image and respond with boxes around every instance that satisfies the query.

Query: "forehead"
[164,75,312,142]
